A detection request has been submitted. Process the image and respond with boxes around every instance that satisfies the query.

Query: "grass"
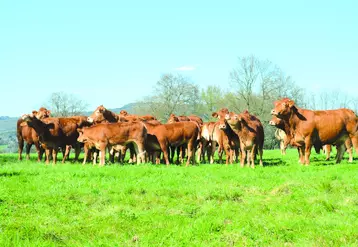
[0,149,358,246]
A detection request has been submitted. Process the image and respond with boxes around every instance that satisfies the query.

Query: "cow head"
[212,108,230,130]
[225,112,240,126]
[269,116,283,126]
[119,110,129,116]
[21,113,54,136]
[32,107,51,120]
[77,128,88,143]
[271,98,295,117]
[167,114,179,124]
[89,105,109,124]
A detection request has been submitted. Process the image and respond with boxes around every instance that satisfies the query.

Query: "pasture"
[0,149,358,246]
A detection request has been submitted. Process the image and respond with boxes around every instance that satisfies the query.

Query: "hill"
[0,103,136,134]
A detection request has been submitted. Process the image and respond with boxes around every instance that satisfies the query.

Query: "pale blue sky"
[1,0,357,116]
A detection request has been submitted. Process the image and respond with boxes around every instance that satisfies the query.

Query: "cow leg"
[133,141,146,164]
[109,146,115,163]
[25,143,32,160]
[345,138,353,163]
[34,142,42,162]
[297,147,305,164]
[99,147,106,166]
[197,141,203,164]
[45,149,51,164]
[336,143,346,164]
[210,141,216,164]
[250,146,256,168]
[240,143,246,168]
[93,150,98,166]
[186,141,195,167]
[52,148,58,165]
[62,145,71,163]
[18,136,24,161]
[159,141,170,166]
[73,143,81,163]
[304,138,312,165]
[83,144,89,165]
[258,146,263,167]
[280,141,285,155]
[325,145,331,161]
[120,146,127,163]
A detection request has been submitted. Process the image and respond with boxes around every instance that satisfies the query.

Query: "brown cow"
[77,122,147,166]
[88,105,129,163]
[17,107,51,161]
[225,111,264,168]
[211,108,240,165]
[21,114,91,164]
[119,110,157,122]
[167,113,203,163]
[271,98,358,164]
[147,121,200,166]
[197,122,217,163]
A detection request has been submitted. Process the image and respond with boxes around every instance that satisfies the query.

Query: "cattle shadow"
[0,171,21,177]
[263,158,288,167]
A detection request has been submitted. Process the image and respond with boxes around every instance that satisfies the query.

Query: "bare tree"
[135,74,200,121]
[46,92,89,117]
[230,55,259,111]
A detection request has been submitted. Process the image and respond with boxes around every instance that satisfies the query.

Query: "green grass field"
[0,149,358,246]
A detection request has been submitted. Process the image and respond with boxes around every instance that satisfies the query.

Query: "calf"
[17,107,50,161]
[148,122,200,166]
[77,122,147,166]
[211,108,240,165]
[226,111,264,168]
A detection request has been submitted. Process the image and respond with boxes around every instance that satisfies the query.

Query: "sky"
[0,0,357,116]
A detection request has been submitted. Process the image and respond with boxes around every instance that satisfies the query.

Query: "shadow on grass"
[263,158,288,167]
[0,171,21,177]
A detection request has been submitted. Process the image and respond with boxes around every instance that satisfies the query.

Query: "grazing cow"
[21,114,91,164]
[146,122,200,166]
[77,122,147,166]
[211,108,240,165]
[271,98,358,164]
[17,107,51,161]
[225,111,264,168]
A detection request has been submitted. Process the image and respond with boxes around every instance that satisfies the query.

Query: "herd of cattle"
[17,98,358,167]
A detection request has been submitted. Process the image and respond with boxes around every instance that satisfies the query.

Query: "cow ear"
[77,128,83,133]
[46,110,51,116]
[212,112,218,118]
[32,110,38,115]
[169,113,175,117]
[288,100,295,108]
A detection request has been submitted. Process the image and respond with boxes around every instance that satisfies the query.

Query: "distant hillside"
[83,103,137,116]
[0,103,137,134]
[0,117,18,133]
